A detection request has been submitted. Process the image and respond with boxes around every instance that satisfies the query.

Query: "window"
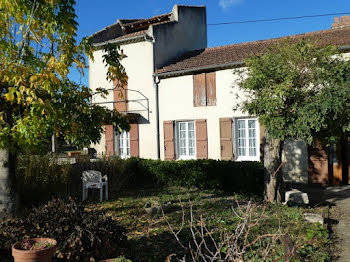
[193,72,216,107]
[118,131,130,158]
[177,121,196,159]
[236,119,259,161]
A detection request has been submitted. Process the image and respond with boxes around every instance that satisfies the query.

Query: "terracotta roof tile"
[156,27,350,75]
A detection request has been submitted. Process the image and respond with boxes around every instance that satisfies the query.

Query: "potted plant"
[12,238,57,262]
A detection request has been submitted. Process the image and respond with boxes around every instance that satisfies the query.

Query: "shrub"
[0,198,128,261]
[136,159,264,195]
[15,155,264,206]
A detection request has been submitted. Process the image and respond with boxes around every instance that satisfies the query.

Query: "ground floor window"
[177,121,196,159]
[119,131,130,158]
[236,118,259,161]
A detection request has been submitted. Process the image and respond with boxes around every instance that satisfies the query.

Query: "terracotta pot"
[12,238,57,262]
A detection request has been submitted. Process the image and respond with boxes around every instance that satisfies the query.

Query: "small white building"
[89,5,350,186]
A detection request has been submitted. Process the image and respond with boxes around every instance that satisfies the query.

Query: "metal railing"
[92,88,149,120]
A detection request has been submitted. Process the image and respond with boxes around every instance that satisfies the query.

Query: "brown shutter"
[196,119,208,159]
[113,79,128,112]
[220,118,233,160]
[105,125,114,157]
[129,121,139,157]
[206,72,216,106]
[193,73,206,107]
[259,123,265,161]
[164,121,175,160]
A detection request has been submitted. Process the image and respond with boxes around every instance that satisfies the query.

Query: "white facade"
[158,69,256,160]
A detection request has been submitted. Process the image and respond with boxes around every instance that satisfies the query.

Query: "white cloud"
[219,0,243,10]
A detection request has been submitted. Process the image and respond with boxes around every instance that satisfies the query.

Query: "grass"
[87,187,336,262]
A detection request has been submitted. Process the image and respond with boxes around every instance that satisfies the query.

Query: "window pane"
[189,147,195,156]
[248,120,255,129]
[180,139,186,148]
[189,139,195,148]
[188,131,195,139]
[180,148,186,156]
[188,122,194,131]
[180,122,186,130]
[238,120,245,129]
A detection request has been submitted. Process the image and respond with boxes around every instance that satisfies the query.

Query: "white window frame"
[176,120,196,160]
[235,118,260,161]
[118,131,130,159]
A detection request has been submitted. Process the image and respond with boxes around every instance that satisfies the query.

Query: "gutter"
[154,60,245,79]
[153,75,161,159]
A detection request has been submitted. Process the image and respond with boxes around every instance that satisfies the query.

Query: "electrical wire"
[208,12,350,26]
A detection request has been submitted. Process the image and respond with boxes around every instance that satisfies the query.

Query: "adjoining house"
[89,5,350,186]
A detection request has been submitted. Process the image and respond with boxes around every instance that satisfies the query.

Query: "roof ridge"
[204,27,350,51]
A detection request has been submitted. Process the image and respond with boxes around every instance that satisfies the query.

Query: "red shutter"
[129,121,139,157]
[193,74,206,107]
[164,121,175,160]
[220,118,233,160]
[206,72,216,106]
[113,79,128,113]
[105,125,114,157]
[196,119,208,159]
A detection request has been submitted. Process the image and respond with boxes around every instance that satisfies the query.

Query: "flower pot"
[12,238,57,262]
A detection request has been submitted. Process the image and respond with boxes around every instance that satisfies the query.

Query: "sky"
[70,0,350,85]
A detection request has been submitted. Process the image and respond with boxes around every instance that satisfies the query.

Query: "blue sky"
[71,0,350,85]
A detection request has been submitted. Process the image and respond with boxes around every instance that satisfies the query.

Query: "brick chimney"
[332,15,350,29]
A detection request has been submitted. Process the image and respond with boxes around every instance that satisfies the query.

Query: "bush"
[136,159,264,195]
[0,198,128,261]
[15,155,264,206]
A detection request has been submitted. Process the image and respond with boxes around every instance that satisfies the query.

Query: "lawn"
[88,187,337,262]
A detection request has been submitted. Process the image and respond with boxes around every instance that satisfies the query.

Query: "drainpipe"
[153,75,161,159]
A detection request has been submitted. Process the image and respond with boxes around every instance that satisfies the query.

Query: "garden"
[0,156,339,261]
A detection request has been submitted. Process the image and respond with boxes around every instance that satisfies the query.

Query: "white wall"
[89,40,158,158]
[158,69,251,160]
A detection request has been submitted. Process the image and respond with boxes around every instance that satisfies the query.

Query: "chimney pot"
[332,15,350,29]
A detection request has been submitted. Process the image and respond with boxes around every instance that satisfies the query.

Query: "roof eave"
[154,61,245,79]
[92,34,152,49]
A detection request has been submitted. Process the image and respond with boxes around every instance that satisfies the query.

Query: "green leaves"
[238,40,350,144]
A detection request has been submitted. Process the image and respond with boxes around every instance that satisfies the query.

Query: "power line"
[208,12,350,26]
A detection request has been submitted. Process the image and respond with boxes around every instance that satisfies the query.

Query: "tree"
[237,40,350,202]
[0,0,128,215]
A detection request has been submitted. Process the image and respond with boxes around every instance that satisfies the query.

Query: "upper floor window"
[236,118,259,161]
[193,72,216,107]
[119,131,130,158]
[177,121,196,159]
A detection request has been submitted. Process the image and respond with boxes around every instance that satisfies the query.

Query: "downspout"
[153,75,161,159]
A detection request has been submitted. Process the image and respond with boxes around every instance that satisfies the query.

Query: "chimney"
[332,15,350,29]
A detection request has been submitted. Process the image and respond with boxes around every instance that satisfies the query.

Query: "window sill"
[235,157,260,162]
[177,156,196,160]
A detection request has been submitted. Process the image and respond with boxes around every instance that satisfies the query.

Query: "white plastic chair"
[82,170,108,202]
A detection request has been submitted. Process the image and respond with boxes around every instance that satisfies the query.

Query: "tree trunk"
[264,135,284,203]
[0,149,17,218]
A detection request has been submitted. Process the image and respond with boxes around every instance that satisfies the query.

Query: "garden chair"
[82,170,108,202]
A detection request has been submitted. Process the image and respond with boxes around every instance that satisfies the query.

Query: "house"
[89,5,350,186]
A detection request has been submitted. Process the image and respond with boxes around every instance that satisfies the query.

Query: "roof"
[90,13,172,46]
[156,27,350,76]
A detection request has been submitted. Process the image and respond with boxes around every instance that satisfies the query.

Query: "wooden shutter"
[164,121,175,160]
[113,79,128,112]
[193,73,206,107]
[196,119,208,159]
[308,140,329,186]
[220,118,233,160]
[105,125,114,157]
[206,72,216,106]
[129,121,139,157]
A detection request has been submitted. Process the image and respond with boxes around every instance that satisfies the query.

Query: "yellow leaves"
[4,90,15,102]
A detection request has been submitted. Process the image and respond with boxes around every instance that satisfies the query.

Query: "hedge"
[15,155,264,206]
